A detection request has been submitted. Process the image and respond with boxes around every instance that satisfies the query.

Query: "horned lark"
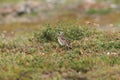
[57,32,71,48]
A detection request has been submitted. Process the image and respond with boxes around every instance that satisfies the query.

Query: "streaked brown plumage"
[57,32,71,48]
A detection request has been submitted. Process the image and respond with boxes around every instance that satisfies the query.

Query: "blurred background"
[0,0,120,24]
[0,0,120,33]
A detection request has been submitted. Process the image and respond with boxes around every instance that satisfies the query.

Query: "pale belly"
[58,39,64,46]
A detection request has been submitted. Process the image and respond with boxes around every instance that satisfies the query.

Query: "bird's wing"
[60,36,70,44]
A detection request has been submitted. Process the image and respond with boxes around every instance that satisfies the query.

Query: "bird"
[57,32,71,48]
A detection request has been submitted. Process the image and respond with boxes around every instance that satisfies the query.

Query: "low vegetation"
[0,21,119,80]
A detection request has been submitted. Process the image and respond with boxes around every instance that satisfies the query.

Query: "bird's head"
[57,31,64,36]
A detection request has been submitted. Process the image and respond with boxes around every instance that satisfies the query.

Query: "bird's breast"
[58,37,64,46]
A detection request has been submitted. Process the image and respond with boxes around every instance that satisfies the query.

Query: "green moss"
[87,8,112,15]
